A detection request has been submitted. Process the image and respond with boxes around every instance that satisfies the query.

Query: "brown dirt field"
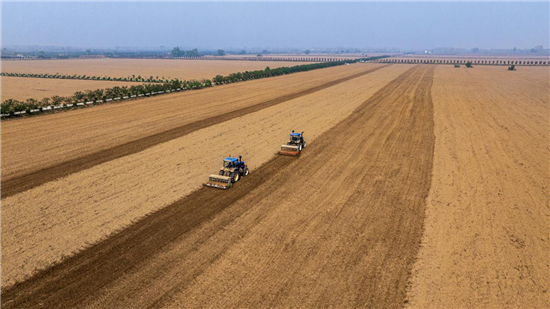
[1,65,434,309]
[1,63,388,198]
[0,76,144,101]
[1,58,309,81]
[0,64,408,290]
[406,66,550,308]
[3,63,547,309]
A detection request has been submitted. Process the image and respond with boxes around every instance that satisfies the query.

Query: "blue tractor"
[278,130,306,156]
[204,156,249,189]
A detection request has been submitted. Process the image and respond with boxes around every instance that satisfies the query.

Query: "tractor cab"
[279,130,307,156]
[288,131,304,146]
[223,157,239,168]
[204,156,250,189]
[290,132,302,143]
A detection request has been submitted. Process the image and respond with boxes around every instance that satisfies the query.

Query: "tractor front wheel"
[244,167,249,176]
[233,173,240,183]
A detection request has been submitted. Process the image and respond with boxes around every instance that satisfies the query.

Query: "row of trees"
[210,56,388,85]
[1,55,389,117]
[170,48,200,57]
[1,72,170,83]
[1,78,211,115]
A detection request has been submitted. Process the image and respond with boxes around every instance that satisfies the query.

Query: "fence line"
[374,58,549,66]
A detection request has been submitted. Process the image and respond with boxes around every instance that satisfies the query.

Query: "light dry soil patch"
[406,66,550,308]
[0,64,410,289]
[1,63,380,184]
[0,76,144,101]
[1,58,309,81]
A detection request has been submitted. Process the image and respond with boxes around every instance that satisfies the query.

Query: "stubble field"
[1,63,547,309]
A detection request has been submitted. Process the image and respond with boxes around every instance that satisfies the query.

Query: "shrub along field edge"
[0,56,389,118]
[1,72,170,83]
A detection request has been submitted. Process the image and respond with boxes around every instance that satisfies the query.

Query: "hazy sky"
[2,2,548,50]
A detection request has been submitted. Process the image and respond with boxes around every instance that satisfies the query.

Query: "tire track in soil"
[1,64,388,199]
[1,65,434,309]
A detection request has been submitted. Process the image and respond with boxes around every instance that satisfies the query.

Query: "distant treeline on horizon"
[2,45,548,60]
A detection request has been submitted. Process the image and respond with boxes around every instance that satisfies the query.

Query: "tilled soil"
[406,66,550,308]
[1,64,407,289]
[1,64,387,198]
[1,65,436,308]
[3,64,546,309]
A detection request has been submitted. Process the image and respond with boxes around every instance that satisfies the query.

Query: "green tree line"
[1,79,209,115]
[211,56,388,85]
[171,48,200,57]
[1,72,169,83]
[1,55,389,117]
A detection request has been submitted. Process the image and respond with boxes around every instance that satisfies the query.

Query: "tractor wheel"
[219,170,224,176]
[244,167,249,176]
[298,144,303,151]
[233,173,240,183]
[303,142,306,148]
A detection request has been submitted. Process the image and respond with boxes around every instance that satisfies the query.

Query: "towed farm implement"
[278,131,306,156]
[204,156,249,189]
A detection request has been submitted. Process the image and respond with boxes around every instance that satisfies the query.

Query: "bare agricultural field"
[1,64,548,309]
[1,58,309,81]
[1,63,385,186]
[407,65,549,308]
[0,76,144,101]
[0,63,400,290]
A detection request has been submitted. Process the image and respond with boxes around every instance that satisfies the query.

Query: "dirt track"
[2,65,435,308]
[1,64,387,198]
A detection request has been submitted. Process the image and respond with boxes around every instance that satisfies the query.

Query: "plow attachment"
[203,174,233,189]
[278,145,300,156]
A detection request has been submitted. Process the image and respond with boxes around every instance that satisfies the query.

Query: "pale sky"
[2,2,548,50]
